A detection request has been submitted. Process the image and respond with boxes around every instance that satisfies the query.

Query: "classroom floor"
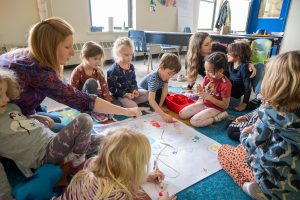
[43,54,203,111]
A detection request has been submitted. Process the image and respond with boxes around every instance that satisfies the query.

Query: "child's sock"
[242,182,267,200]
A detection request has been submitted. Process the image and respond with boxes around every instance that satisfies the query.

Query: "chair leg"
[143,53,147,65]
[150,54,153,70]
[157,52,162,63]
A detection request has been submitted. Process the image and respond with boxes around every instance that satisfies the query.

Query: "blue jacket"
[241,104,300,199]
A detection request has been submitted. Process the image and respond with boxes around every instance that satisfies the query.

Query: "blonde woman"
[218,51,300,199]
[0,17,140,123]
[55,128,176,200]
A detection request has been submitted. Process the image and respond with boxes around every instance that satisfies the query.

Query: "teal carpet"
[4,86,251,199]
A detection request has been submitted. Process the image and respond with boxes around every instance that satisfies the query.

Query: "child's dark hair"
[227,42,251,63]
[160,53,182,73]
[81,41,104,61]
[205,52,227,72]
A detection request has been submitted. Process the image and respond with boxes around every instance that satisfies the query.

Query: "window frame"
[197,0,217,31]
[89,0,133,32]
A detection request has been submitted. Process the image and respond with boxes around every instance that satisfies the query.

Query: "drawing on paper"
[93,113,222,199]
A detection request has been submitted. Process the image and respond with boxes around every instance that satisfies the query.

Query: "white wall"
[280,0,300,53]
[134,0,177,31]
[0,0,39,46]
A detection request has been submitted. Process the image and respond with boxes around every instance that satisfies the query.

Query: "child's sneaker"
[242,182,267,200]
[91,112,108,123]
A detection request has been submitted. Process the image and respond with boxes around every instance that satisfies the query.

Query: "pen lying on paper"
[153,160,164,189]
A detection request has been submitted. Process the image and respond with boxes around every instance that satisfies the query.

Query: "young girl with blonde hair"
[55,128,176,200]
[107,37,148,108]
[218,51,300,199]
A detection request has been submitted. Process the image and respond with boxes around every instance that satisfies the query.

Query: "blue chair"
[128,30,153,72]
[158,44,180,62]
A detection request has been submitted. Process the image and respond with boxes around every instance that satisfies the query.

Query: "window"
[229,0,251,32]
[198,0,250,32]
[198,0,217,30]
[89,0,132,32]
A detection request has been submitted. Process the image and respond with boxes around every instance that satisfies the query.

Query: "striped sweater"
[53,172,128,200]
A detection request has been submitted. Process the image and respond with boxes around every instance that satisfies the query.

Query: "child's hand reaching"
[235,115,247,123]
[162,113,175,123]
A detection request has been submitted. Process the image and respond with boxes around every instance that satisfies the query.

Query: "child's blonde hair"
[160,53,182,73]
[73,128,151,199]
[28,17,74,78]
[80,41,105,65]
[261,51,300,112]
[112,37,134,62]
[0,67,20,100]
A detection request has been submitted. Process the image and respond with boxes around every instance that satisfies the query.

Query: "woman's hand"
[126,107,142,117]
[30,115,55,128]
[147,170,165,183]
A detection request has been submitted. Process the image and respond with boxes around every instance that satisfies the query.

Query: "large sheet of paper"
[93,113,221,199]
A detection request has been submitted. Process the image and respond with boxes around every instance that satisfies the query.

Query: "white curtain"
[37,0,48,20]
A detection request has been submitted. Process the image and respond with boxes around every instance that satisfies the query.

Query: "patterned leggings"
[218,144,255,187]
[43,113,103,164]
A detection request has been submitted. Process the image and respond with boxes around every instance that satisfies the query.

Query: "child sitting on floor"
[0,67,103,199]
[107,37,148,108]
[70,41,114,122]
[227,42,252,111]
[179,52,232,127]
[226,109,258,141]
[54,128,176,200]
[139,53,182,123]
[218,51,300,199]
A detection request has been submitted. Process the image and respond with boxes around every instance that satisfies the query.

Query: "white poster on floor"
[93,113,222,199]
